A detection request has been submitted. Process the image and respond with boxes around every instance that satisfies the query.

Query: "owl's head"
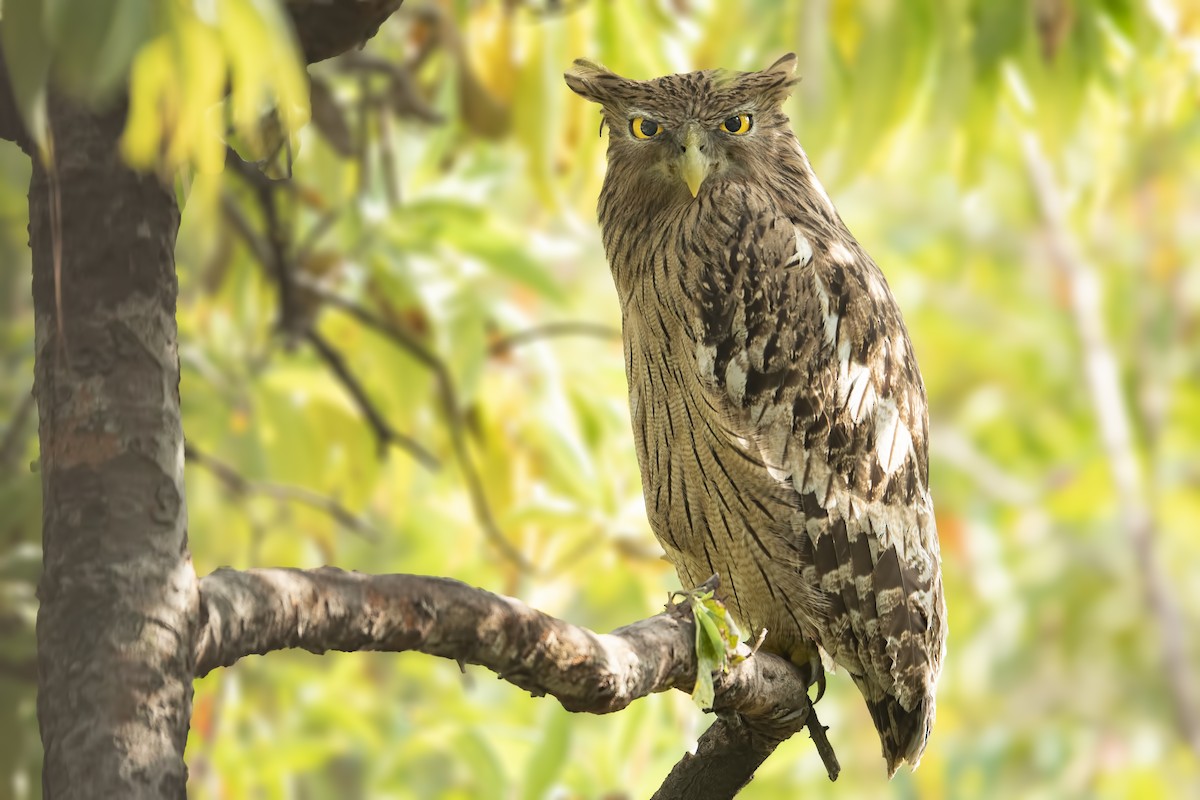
[564,55,799,202]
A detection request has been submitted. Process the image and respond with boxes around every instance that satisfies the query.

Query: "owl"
[565,54,946,775]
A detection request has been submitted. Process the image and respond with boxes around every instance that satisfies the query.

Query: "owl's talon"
[808,654,827,704]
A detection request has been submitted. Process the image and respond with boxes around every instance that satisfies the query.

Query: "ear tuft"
[760,53,800,100]
[564,59,621,105]
[766,53,798,77]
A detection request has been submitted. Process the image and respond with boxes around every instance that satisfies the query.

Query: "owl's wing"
[681,196,945,774]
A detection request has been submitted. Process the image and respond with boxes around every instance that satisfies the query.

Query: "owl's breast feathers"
[645,182,947,774]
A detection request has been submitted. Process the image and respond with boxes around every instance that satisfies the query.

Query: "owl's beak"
[679,127,710,198]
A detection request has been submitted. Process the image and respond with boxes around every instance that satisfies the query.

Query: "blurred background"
[2,0,1199,797]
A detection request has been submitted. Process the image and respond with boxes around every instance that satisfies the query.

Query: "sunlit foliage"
[1,0,1199,797]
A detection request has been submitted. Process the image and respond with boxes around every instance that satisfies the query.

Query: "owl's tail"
[857,678,936,778]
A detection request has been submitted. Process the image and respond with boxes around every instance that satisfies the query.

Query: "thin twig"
[1021,129,1200,753]
[223,152,439,472]
[488,321,621,356]
[294,206,343,268]
[220,193,273,267]
[805,702,840,782]
[298,282,534,573]
[184,443,380,541]
[304,329,440,469]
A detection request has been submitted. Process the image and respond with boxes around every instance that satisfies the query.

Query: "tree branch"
[488,321,621,356]
[193,568,838,794]
[184,443,380,541]
[304,328,440,468]
[299,282,537,574]
[221,149,443,471]
[1021,129,1200,754]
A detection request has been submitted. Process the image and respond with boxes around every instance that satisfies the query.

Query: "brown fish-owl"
[565,54,947,774]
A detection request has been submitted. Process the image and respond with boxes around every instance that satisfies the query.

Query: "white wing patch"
[810,174,837,215]
[725,357,748,404]
[828,241,855,265]
[812,273,839,348]
[839,360,877,423]
[696,343,716,381]
[874,397,915,475]
[787,228,814,269]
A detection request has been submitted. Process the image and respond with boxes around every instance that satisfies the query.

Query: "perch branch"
[1021,129,1200,753]
[193,568,838,795]
[184,443,379,541]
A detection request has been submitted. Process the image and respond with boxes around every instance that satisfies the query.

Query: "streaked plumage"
[566,54,946,775]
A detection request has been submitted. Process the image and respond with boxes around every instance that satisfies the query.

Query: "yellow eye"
[720,114,753,135]
[630,117,662,139]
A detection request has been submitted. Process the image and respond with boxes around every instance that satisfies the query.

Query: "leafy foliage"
[2,0,1200,797]
[685,588,744,710]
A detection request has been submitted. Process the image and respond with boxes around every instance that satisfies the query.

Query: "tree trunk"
[31,92,197,798]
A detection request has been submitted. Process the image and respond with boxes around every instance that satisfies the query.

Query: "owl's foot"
[806,652,827,704]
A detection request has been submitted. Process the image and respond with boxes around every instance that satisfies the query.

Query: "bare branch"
[300,282,536,573]
[652,704,839,800]
[184,443,380,541]
[222,152,441,472]
[193,567,836,794]
[194,568,839,791]
[338,51,445,124]
[219,193,274,268]
[304,329,440,469]
[488,321,621,356]
[1021,129,1200,753]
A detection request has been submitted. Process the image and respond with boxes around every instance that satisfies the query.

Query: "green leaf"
[455,729,507,800]
[452,226,565,302]
[45,0,148,101]
[521,705,571,800]
[90,0,153,100]
[1,0,52,148]
[690,590,735,709]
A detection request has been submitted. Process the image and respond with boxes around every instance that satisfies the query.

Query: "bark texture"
[194,568,810,714]
[31,93,197,798]
[194,568,833,795]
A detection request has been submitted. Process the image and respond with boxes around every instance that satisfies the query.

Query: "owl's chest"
[621,310,794,552]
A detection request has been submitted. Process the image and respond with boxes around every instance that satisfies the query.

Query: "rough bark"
[31,93,197,797]
[193,569,806,710]
[193,568,836,796]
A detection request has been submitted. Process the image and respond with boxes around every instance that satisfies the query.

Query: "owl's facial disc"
[679,124,711,198]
